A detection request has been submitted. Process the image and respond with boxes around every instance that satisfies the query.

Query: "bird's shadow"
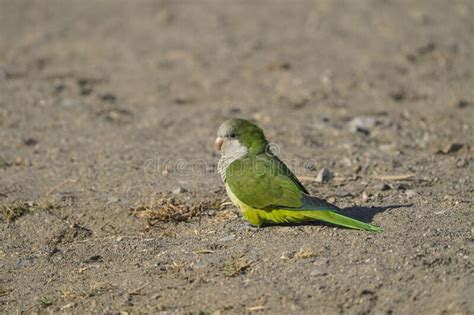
[339,203,413,222]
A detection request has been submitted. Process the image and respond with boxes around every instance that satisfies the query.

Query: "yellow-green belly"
[225,184,305,227]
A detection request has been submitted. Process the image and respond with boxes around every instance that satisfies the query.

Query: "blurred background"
[1,1,473,314]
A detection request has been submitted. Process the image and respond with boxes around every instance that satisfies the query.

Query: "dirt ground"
[1,0,473,314]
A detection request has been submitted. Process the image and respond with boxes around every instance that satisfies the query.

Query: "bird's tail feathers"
[301,210,382,232]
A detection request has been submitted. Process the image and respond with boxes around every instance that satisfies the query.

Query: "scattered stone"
[227,107,241,114]
[15,256,35,269]
[304,160,317,172]
[77,78,93,95]
[310,267,328,277]
[406,41,436,63]
[456,158,468,168]
[405,190,418,198]
[454,99,472,109]
[438,143,464,154]
[341,158,352,167]
[86,255,103,263]
[443,195,455,201]
[311,117,332,130]
[192,260,206,269]
[53,82,66,94]
[393,183,408,190]
[279,62,291,70]
[362,192,370,201]
[348,116,376,135]
[103,108,133,123]
[353,165,362,173]
[172,187,187,194]
[14,157,30,166]
[313,257,328,266]
[174,97,193,105]
[280,251,294,260]
[61,98,80,107]
[373,182,391,191]
[0,156,10,169]
[389,89,406,102]
[99,92,116,103]
[106,196,119,204]
[335,189,352,198]
[316,168,332,183]
[23,138,38,146]
[218,234,236,242]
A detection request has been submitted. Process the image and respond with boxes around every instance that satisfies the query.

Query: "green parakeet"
[215,118,382,232]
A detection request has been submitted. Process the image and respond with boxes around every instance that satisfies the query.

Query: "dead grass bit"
[247,305,265,312]
[294,248,317,259]
[37,296,54,307]
[131,197,228,225]
[373,174,416,181]
[194,249,215,254]
[0,288,14,297]
[45,178,78,196]
[1,197,62,222]
[128,282,150,296]
[224,256,251,277]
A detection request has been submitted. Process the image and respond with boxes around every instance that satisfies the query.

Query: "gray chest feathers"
[217,140,248,181]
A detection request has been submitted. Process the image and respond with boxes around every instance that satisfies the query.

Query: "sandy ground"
[1,0,473,314]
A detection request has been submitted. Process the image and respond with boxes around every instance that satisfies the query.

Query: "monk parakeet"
[215,118,382,232]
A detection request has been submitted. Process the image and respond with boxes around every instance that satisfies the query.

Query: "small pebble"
[443,195,455,201]
[192,260,206,269]
[174,97,193,105]
[218,234,236,242]
[280,251,294,260]
[335,189,352,198]
[53,82,66,94]
[172,187,187,194]
[362,192,370,201]
[316,168,332,183]
[86,255,103,263]
[456,158,467,168]
[348,116,376,135]
[99,93,117,102]
[310,267,328,277]
[373,182,391,191]
[23,138,38,146]
[313,257,328,266]
[454,99,472,109]
[439,143,463,154]
[61,98,80,107]
[405,190,418,198]
[107,196,119,204]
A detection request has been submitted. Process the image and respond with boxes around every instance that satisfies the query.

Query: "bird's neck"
[218,148,249,182]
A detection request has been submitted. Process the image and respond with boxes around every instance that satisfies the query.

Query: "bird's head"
[215,118,268,156]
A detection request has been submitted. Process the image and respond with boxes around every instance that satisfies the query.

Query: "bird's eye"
[229,133,237,138]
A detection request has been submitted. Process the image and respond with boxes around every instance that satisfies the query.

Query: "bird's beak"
[214,137,224,152]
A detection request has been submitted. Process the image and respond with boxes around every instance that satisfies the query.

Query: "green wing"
[226,153,382,232]
[271,154,309,194]
[225,154,309,209]
[226,153,341,211]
